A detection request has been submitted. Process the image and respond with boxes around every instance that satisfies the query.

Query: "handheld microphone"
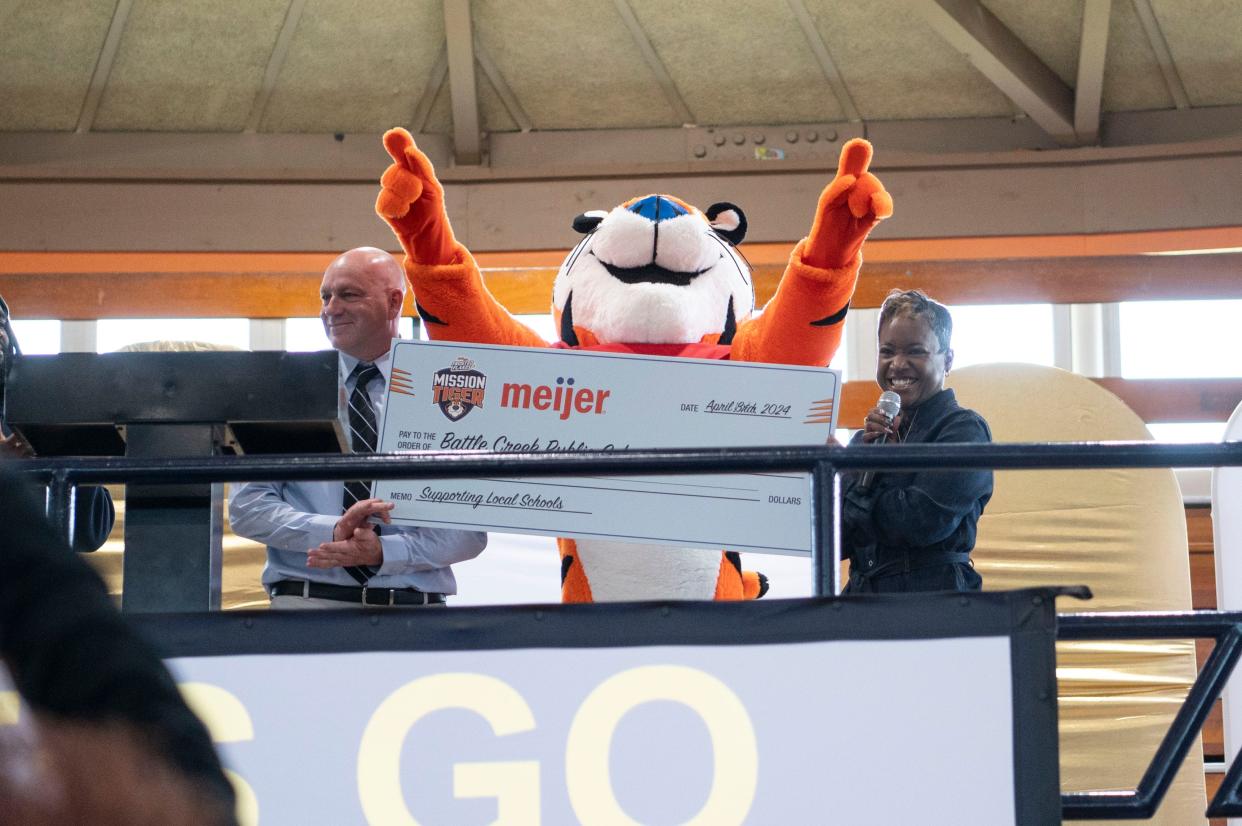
[859,390,902,489]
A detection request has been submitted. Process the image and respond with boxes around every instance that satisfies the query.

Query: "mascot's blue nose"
[627,195,688,223]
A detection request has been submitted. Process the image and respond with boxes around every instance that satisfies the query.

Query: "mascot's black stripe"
[810,301,850,327]
[651,196,661,261]
[718,297,737,345]
[415,300,446,326]
[725,551,743,574]
[560,292,579,346]
[560,554,575,585]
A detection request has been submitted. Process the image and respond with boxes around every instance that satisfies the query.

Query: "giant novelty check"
[373,340,839,556]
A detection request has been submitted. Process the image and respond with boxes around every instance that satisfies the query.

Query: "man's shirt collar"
[338,341,398,384]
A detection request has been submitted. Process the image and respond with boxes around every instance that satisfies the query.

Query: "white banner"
[373,340,840,556]
[172,636,1015,825]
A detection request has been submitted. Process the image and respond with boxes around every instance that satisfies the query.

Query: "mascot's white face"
[552,194,754,346]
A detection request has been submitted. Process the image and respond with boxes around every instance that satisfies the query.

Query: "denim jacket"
[839,388,992,593]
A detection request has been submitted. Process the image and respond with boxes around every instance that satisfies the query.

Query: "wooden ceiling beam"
[1130,0,1191,110]
[6,117,1242,183]
[474,36,533,133]
[409,48,449,135]
[442,0,482,165]
[611,0,695,125]
[921,0,1077,145]
[1074,0,1111,145]
[848,252,1242,307]
[786,0,861,123]
[244,0,306,133]
[75,0,134,133]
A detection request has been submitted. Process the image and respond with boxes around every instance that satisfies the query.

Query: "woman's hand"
[860,406,901,444]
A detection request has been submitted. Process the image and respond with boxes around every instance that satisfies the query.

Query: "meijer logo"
[500,376,611,421]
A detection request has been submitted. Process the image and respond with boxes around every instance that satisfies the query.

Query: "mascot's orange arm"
[403,247,550,348]
[730,241,859,366]
[376,128,547,349]
[731,139,891,367]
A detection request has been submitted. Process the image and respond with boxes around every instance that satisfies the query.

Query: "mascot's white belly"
[575,540,722,602]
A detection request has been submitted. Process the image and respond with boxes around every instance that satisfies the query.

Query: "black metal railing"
[1059,611,1242,819]
[12,439,1242,820]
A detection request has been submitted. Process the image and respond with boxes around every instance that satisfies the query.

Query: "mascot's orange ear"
[705,202,747,245]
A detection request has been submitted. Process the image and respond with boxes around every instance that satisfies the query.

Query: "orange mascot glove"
[802,138,893,270]
[375,128,459,266]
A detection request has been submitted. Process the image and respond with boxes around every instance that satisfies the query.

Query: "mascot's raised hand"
[376,128,457,266]
[805,139,892,270]
[731,137,892,367]
[376,127,547,348]
[374,130,891,603]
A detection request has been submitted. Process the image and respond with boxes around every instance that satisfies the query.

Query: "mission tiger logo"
[432,356,487,421]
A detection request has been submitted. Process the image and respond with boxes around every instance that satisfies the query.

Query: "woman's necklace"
[897,406,920,443]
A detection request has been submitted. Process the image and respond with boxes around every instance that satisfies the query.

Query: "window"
[945,304,1055,369]
[96,319,249,353]
[1120,299,1242,379]
[513,314,558,343]
[1147,422,1229,443]
[286,317,415,351]
[828,334,850,379]
[8,320,60,354]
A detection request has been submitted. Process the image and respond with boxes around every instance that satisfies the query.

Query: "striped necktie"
[342,362,382,584]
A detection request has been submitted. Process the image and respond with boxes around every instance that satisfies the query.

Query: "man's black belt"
[270,579,446,606]
[850,550,973,585]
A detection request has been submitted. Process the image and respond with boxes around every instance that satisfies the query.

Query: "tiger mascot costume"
[376,127,891,603]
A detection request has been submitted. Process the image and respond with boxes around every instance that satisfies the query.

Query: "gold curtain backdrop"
[949,363,1205,826]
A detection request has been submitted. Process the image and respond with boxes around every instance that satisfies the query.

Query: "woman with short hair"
[839,289,993,593]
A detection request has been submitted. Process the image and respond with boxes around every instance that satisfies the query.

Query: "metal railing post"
[811,457,838,596]
[44,469,75,550]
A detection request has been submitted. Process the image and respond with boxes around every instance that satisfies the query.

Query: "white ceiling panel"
[1102,0,1175,112]
[983,0,1082,87]
[807,0,1018,120]
[93,0,289,131]
[1153,0,1242,107]
[629,0,845,126]
[0,0,1238,162]
[473,0,678,130]
[259,0,444,133]
[0,0,118,130]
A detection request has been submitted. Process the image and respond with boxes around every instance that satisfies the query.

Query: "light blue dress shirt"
[229,345,487,595]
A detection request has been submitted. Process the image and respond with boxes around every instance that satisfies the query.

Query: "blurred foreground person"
[0,465,235,824]
[838,290,993,593]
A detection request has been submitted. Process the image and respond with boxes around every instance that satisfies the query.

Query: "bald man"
[229,248,486,608]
